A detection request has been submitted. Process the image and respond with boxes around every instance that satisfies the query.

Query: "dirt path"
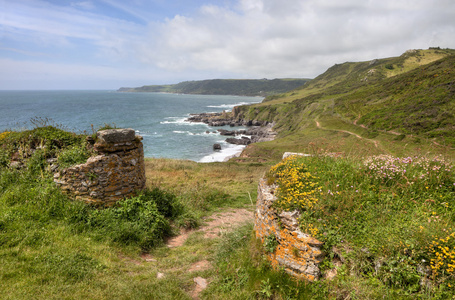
[166,208,253,247]
[124,208,255,299]
[164,208,254,299]
[315,120,379,148]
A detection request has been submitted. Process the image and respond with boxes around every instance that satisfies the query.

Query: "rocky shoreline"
[186,112,277,147]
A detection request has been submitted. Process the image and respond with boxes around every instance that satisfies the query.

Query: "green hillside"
[118,78,310,96]
[228,48,455,161]
[2,48,455,299]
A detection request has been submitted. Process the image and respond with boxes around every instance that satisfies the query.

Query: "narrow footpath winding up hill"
[222,48,455,161]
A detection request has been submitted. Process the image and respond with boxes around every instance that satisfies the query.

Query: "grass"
[0,126,271,299]
[145,158,270,214]
[259,154,455,298]
[1,48,455,298]
[2,124,455,298]
[384,49,453,78]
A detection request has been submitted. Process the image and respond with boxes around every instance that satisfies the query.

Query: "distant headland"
[117,78,310,97]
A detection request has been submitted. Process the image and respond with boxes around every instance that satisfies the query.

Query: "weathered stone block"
[254,178,324,281]
[54,129,146,205]
[97,128,135,144]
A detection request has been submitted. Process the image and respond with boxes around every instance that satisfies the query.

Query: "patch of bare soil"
[188,260,211,273]
[191,277,209,300]
[166,228,193,248]
[166,208,253,247]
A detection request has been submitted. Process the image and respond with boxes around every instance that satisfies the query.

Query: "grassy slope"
[213,51,455,298]
[262,48,454,105]
[231,49,455,162]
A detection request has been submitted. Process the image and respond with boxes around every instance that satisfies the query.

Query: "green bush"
[143,188,183,218]
[67,188,185,250]
[109,196,170,249]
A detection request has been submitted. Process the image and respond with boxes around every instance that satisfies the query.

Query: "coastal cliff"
[118,78,309,97]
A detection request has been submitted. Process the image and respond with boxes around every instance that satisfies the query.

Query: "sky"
[1,0,454,90]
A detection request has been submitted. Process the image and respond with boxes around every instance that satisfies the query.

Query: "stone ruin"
[54,128,146,206]
[254,155,324,281]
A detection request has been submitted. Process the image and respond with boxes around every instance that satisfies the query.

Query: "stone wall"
[254,178,324,281]
[54,129,146,205]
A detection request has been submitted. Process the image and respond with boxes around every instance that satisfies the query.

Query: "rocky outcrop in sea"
[186,112,277,146]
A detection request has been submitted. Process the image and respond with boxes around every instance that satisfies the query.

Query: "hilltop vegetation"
[229,48,455,162]
[118,78,309,96]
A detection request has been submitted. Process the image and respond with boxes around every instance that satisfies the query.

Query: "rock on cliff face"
[255,178,324,281]
[54,129,146,206]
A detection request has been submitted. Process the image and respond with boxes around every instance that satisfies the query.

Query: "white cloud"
[1,0,455,89]
[141,0,455,78]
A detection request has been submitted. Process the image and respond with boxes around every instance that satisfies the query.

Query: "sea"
[0,90,262,162]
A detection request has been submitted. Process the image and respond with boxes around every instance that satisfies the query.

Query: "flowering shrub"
[302,222,319,237]
[0,131,11,142]
[266,155,319,212]
[429,230,455,281]
[364,154,454,189]
[262,153,455,295]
